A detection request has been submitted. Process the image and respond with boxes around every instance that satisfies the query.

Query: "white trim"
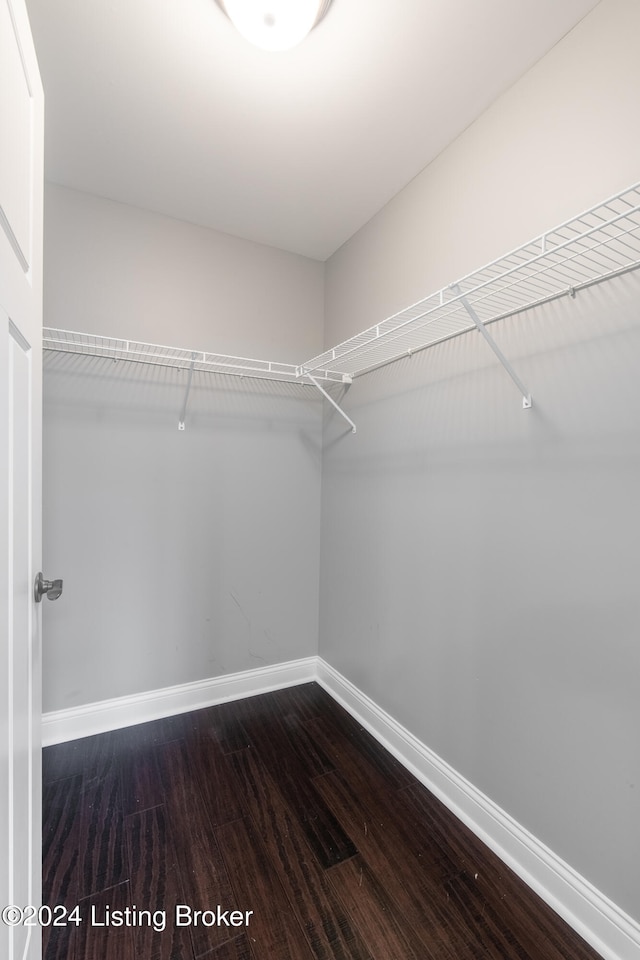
[41,656,316,746]
[41,655,640,960]
[315,657,640,960]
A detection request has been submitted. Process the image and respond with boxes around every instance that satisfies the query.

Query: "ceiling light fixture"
[216,0,332,52]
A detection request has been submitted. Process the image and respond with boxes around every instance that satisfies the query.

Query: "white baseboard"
[41,656,317,746]
[42,655,640,960]
[316,657,640,960]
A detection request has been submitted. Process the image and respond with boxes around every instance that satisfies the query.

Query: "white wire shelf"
[42,329,350,385]
[43,182,640,430]
[300,182,640,380]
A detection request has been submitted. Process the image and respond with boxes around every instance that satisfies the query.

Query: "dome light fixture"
[216,0,333,52]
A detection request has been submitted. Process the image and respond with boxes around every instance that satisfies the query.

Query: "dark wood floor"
[42,682,602,960]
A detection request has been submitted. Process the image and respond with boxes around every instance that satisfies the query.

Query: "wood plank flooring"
[42,682,603,960]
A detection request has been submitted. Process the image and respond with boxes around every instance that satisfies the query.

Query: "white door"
[1,1,44,958]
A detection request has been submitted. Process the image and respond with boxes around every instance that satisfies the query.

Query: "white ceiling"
[26,0,601,260]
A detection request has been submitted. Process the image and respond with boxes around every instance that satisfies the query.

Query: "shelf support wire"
[304,371,357,434]
[178,353,197,430]
[453,287,532,409]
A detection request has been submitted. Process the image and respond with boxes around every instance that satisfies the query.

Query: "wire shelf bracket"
[303,370,357,434]
[178,353,197,430]
[453,286,532,409]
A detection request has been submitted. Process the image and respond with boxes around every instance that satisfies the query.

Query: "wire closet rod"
[42,328,354,430]
[42,329,352,386]
[301,181,640,382]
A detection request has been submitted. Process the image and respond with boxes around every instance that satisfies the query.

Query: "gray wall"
[43,184,324,711]
[42,0,640,924]
[44,183,323,361]
[320,0,640,921]
[325,0,640,347]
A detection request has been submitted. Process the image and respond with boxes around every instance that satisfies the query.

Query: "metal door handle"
[34,572,63,602]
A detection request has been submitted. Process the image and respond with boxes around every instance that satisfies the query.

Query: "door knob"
[34,572,63,602]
